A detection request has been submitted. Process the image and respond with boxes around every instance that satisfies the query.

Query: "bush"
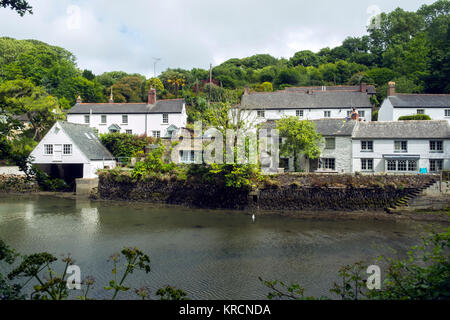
[131,144,179,181]
[398,114,432,121]
[100,133,156,158]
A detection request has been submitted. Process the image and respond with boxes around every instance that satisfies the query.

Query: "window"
[319,158,335,170]
[296,110,304,117]
[126,130,133,134]
[417,109,425,115]
[152,131,160,138]
[359,111,365,118]
[122,115,128,124]
[361,159,374,171]
[324,111,331,118]
[63,144,72,155]
[347,111,352,117]
[430,140,443,153]
[180,150,196,164]
[430,159,443,172]
[257,110,265,118]
[445,110,450,117]
[84,115,90,124]
[386,160,418,172]
[325,138,335,150]
[361,140,373,152]
[162,113,169,124]
[394,141,407,153]
[101,115,107,124]
[44,144,53,155]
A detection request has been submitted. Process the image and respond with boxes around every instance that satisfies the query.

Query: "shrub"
[131,144,178,181]
[398,114,432,121]
[100,133,156,158]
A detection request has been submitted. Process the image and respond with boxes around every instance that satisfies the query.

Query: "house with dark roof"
[29,121,116,182]
[66,88,187,138]
[352,120,450,174]
[238,86,373,125]
[378,82,450,122]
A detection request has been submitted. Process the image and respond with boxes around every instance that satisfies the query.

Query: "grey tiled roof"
[67,99,184,114]
[260,119,358,136]
[389,95,450,108]
[240,91,372,110]
[285,85,376,94]
[352,121,450,139]
[59,121,115,160]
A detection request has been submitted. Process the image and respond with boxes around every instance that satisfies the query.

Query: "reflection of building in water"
[76,200,99,234]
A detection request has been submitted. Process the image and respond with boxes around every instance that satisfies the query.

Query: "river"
[0,194,443,300]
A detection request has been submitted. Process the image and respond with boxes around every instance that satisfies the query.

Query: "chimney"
[244,86,250,95]
[76,95,82,104]
[148,87,156,105]
[109,87,114,103]
[360,82,367,93]
[387,82,396,97]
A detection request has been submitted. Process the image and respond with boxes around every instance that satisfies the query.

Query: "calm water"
[0,194,441,300]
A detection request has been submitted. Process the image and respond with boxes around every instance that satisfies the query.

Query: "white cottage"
[66,88,187,138]
[378,82,450,123]
[236,84,373,126]
[30,121,116,181]
[352,120,450,174]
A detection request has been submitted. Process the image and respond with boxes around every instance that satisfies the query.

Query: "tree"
[256,82,273,92]
[0,0,32,16]
[276,117,322,172]
[290,50,322,68]
[274,68,301,87]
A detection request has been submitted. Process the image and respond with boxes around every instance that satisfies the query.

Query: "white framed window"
[84,115,90,124]
[394,141,407,153]
[324,111,331,118]
[347,111,352,117]
[319,158,335,170]
[325,138,335,150]
[122,115,128,124]
[257,110,265,118]
[63,144,72,155]
[152,131,161,138]
[44,144,53,155]
[361,159,374,171]
[386,160,418,172]
[162,113,169,124]
[359,111,365,118]
[101,115,107,124]
[296,110,304,117]
[180,150,196,164]
[430,159,443,172]
[361,140,373,152]
[417,109,425,115]
[126,130,133,134]
[445,110,450,117]
[430,140,443,153]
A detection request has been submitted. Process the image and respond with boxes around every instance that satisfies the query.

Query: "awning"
[383,154,420,161]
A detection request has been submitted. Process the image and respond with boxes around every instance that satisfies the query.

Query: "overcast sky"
[0,0,437,78]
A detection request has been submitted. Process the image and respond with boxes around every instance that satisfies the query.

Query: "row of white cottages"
[29,84,450,181]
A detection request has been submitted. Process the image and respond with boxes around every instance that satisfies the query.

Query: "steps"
[384,179,439,214]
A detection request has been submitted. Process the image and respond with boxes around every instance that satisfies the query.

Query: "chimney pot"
[76,95,82,104]
[244,86,250,95]
[148,87,156,104]
[387,82,396,97]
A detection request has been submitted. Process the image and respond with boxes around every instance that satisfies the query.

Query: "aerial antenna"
[153,57,161,77]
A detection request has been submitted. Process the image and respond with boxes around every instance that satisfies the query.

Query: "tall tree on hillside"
[0,0,32,16]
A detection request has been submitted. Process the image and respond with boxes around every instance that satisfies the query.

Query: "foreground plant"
[0,241,188,300]
[261,228,450,300]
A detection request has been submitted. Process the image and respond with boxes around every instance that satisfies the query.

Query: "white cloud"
[0,0,437,76]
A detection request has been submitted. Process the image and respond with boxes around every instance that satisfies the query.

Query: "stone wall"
[0,174,38,193]
[98,172,440,212]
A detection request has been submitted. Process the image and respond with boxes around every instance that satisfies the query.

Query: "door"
[53,144,62,162]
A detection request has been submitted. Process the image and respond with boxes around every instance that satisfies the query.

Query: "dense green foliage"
[0,0,32,16]
[261,227,450,300]
[0,241,187,300]
[398,114,432,120]
[100,133,156,158]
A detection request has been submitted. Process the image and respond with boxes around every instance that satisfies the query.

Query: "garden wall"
[0,174,38,193]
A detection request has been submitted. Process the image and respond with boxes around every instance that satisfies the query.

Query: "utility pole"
[153,57,161,77]
[209,63,212,104]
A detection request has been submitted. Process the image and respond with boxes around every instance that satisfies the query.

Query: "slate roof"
[352,120,450,139]
[260,119,358,136]
[388,95,450,108]
[285,85,376,94]
[59,121,115,160]
[240,91,372,110]
[67,99,184,114]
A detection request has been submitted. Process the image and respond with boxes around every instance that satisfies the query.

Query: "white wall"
[352,139,450,173]
[393,108,450,123]
[83,160,116,179]
[378,99,394,121]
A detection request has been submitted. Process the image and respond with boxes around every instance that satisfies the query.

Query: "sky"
[0,0,437,78]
